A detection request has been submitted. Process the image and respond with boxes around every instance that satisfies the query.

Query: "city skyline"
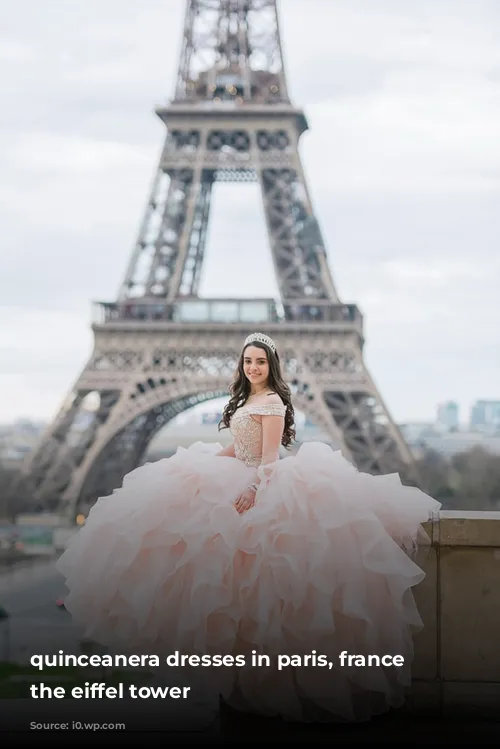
[1,0,499,424]
[2,395,498,431]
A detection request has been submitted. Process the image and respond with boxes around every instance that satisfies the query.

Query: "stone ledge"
[404,680,500,718]
[432,511,500,546]
[412,511,500,699]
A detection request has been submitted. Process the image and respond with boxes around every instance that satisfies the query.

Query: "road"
[0,561,223,732]
[0,561,84,662]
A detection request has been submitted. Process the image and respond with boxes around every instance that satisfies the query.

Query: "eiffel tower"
[21,0,416,517]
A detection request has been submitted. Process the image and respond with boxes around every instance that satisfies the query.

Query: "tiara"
[244,332,276,353]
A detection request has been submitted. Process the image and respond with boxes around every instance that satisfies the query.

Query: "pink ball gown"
[56,400,440,722]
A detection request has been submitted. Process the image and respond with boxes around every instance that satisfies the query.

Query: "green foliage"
[2,443,500,519]
[416,446,500,510]
[0,464,37,520]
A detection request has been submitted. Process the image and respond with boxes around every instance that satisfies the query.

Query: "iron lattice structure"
[21,0,417,517]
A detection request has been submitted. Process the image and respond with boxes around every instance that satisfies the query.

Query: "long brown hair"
[218,339,296,448]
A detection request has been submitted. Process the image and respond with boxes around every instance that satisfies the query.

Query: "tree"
[415,445,500,511]
[415,449,455,501]
[0,465,15,520]
[451,446,500,508]
[0,463,35,520]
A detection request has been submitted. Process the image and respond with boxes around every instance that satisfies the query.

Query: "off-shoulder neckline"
[240,400,285,409]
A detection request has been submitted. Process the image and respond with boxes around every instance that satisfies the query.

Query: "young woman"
[57,332,440,722]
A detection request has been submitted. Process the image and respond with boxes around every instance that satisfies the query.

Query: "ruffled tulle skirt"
[56,441,440,722]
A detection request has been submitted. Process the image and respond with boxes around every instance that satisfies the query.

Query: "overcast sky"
[1,0,499,427]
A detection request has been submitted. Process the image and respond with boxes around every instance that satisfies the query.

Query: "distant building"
[418,432,500,457]
[399,419,500,458]
[470,400,500,434]
[436,401,459,432]
[0,419,46,469]
[201,411,222,425]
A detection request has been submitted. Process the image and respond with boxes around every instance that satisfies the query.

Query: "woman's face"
[243,346,269,389]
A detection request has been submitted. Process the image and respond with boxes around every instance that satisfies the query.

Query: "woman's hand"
[234,486,257,514]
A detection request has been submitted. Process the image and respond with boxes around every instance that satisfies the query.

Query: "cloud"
[0,307,93,421]
[6,132,150,174]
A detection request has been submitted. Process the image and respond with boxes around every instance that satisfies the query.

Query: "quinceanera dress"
[56,399,441,722]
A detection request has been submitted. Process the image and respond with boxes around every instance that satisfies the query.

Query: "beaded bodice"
[230,402,286,467]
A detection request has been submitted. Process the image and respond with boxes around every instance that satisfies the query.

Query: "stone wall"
[409,510,500,717]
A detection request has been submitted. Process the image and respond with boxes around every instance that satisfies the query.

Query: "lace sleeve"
[256,460,279,489]
[251,404,286,488]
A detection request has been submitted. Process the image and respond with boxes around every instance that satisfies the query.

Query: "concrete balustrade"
[409,510,500,717]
